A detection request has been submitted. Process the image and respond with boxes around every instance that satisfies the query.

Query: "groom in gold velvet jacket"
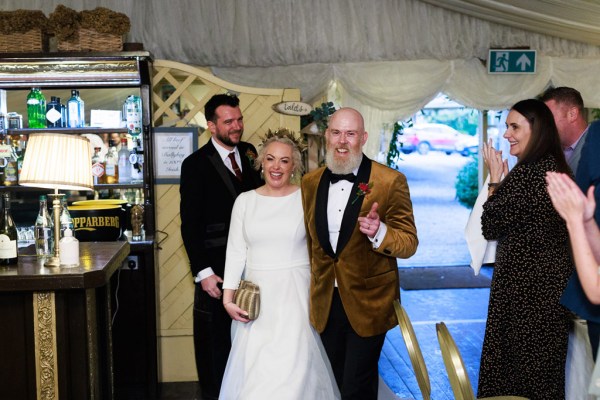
[301,108,418,400]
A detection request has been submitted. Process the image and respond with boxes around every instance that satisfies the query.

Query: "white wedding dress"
[220,189,340,400]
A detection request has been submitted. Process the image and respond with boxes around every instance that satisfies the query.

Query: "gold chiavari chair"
[393,300,431,400]
[435,322,528,400]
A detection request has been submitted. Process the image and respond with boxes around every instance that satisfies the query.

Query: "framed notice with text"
[153,127,199,184]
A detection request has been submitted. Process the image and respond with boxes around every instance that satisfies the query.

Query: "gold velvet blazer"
[301,156,418,337]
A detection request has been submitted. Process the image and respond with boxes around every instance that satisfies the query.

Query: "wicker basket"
[57,28,122,52]
[0,28,49,53]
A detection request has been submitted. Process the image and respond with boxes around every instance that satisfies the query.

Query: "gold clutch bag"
[233,280,260,320]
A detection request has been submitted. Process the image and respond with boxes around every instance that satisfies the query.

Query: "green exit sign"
[488,49,536,74]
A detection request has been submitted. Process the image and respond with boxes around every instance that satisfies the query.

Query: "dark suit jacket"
[301,156,418,337]
[560,120,600,321]
[180,140,262,278]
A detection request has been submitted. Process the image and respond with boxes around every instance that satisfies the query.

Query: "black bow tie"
[330,173,356,184]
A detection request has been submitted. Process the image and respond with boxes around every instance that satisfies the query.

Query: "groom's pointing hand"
[358,202,380,237]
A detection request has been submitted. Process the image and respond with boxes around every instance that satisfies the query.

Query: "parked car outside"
[399,123,478,156]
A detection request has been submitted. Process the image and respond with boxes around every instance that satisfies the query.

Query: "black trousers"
[193,283,232,400]
[320,288,385,400]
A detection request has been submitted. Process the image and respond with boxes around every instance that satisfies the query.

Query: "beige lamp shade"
[19,133,94,191]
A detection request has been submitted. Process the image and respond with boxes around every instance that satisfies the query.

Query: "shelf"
[0,183,143,192]
[94,184,144,190]
[8,127,128,135]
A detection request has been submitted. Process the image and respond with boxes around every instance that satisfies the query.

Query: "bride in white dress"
[220,130,340,400]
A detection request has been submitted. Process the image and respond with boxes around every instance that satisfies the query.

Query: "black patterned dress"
[477,154,573,400]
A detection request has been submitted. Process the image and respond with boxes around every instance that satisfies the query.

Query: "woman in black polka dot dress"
[477,99,574,399]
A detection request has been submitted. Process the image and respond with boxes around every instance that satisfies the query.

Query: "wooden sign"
[272,101,313,116]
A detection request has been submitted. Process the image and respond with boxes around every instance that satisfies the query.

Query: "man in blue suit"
[542,86,600,357]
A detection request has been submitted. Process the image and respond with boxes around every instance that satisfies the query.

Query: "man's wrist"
[195,267,216,283]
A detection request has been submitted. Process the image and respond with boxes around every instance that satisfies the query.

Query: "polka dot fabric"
[478,154,573,400]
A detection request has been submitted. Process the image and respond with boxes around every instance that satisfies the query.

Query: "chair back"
[393,300,431,400]
[436,321,476,400]
[436,322,530,400]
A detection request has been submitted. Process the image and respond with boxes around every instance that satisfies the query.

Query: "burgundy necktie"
[228,152,243,181]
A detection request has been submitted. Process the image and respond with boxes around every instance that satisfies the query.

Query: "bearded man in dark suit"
[301,107,418,400]
[180,94,262,400]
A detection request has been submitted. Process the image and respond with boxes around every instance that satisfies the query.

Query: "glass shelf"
[7,127,129,135]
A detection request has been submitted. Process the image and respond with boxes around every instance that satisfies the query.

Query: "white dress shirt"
[327,168,387,286]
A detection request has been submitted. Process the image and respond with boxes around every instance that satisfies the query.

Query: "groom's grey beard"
[325,148,363,174]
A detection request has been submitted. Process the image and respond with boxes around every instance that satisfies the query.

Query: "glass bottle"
[104,139,119,184]
[124,95,142,137]
[0,193,18,265]
[52,195,74,239]
[34,195,54,257]
[91,147,106,185]
[59,97,67,127]
[130,138,144,184]
[2,136,18,186]
[26,87,47,128]
[67,89,85,128]
[131,203,144,241]
[46,96,63,128]
[16,135,27,181]
[118,137,131,183]
[0,111,7,137]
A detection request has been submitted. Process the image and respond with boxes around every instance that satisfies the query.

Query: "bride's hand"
[224,302,251,323]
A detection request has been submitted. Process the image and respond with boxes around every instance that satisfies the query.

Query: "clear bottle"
[118,137,132,183]
[91,147,106,185]
[124,95,142,137]
[104,139,119,184]
[130,138,144,184]
[34,195,54,257]
[52,195,74,239]
[26,88,47,128]
[0,111,7,137]
[0,193,18,265]
[2,136,18,186]
[59,97,67,127]
[16,135,27,181]
[46,96,63,128]
[67,89,85,128]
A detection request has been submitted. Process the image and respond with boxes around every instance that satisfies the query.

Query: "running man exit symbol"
[488,49,536,74]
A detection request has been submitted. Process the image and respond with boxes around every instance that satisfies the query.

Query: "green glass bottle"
[26,88,47,128]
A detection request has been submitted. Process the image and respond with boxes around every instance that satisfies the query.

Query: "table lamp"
[19,133,93,267]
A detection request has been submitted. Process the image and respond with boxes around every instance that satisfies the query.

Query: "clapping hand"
[482,139,508,183]
[546,171,596,224]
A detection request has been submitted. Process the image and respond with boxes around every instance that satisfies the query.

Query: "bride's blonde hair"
[255,128,306,179]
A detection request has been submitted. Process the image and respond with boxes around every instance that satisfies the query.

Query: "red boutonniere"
[352,182,373,204]
[245,149,257,164]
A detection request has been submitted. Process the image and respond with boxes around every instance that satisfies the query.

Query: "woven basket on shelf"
[57,28,122,52]
[0,28,48,53]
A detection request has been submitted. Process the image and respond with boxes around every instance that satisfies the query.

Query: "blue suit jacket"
[560,120,600,321]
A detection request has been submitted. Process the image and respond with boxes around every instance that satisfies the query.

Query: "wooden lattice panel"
[151,60,300,344]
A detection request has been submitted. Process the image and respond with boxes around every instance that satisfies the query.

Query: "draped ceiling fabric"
[6,0,600,158]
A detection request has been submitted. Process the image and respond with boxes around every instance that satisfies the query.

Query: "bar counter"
[0,241,130,400]
[0,241,130,291]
